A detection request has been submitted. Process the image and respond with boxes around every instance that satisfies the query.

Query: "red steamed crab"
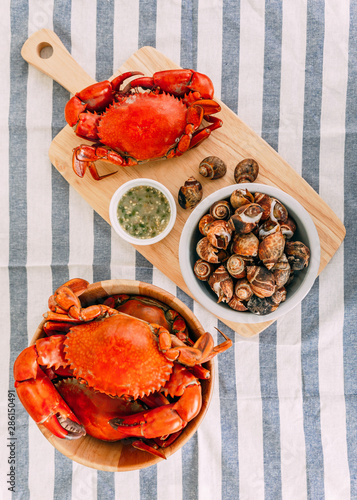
[64,69,222,180]
[14,279,231,458]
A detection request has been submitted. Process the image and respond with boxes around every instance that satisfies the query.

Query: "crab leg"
[14,336,85,439]
[162,329,232,367]
[45,281,118,323]
[110,365,202,439]
[124,69,215,99]
[72,144,138,180]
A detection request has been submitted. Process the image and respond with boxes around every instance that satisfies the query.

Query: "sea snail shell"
[230,203,264,234]
[208,265,234,303]
[193,259,215,281]
[246,265,276,298]
[196,237,228,263]
[199,156,227,179]
[234,158,259,183]
[178,177,202,209]
[206,220,233,250]
[210,200,232,220]
[198,214,215,236]
[226,254,246,279]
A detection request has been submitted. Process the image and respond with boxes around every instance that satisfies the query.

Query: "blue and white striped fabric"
[1,1,355,498]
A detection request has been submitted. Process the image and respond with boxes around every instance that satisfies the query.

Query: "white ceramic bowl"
[179,183,321,324]
[109,179,176,245]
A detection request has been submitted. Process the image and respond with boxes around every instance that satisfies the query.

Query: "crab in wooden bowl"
[179,183,320,324]
[13,279,231,471]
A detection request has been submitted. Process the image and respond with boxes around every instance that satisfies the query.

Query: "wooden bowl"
[31,279,213,471]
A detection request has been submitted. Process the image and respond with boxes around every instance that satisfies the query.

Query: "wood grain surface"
[22,29,346,337]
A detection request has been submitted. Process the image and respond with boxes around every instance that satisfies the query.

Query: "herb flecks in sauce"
[117,185,171,239]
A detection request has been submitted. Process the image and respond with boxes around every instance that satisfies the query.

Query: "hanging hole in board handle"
[37,42,53,59]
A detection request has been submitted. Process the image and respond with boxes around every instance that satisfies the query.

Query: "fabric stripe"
[260,2,283,496]
[69,0,96,285]
[193,305,221,500]
[95,2,115,496]
[139,0,157,48]
[9,1,30,497]
[220,0,239,113]
[0,1,11,495]
[237,0,265,134]
[344,0,357,497]
[318,0,350,496]
[261,0,282,150]
[27,1,56,495]
[197,0,223,98]
[276,310,307,499]
[301,1,325,497]
[93,0,114,292]
[259,324,282,499]
[236,335,264,499]
[51,2,74,498]
[177,289,199,500]
[156,0,181,63]
[180,0,198,69]
[114,471,140,500]
[301,281,324,498]
[217,322,239,500]
[277,2,308,497]
[278,0,307,174]
[113,0,140,69]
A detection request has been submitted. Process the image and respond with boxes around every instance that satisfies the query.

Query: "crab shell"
[63,314,174,399]
[97,93,188,161]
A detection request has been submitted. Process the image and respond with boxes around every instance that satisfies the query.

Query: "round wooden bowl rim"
[31,279,214,471]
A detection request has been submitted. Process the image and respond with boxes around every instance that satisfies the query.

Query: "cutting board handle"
[21,29,96,94]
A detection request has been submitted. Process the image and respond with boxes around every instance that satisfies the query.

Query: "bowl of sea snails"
[179,183,320,324]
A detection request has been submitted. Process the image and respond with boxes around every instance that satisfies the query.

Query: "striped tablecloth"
[1,1,356,499]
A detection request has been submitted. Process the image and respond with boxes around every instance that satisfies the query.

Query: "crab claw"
[14,340,86,440]
[109,365,202,440]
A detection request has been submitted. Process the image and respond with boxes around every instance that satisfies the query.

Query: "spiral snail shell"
[231,232,259,257]
[230,203,264,234]
[285,241,310,270]
[234,158,259,183]
[196,237,228,263]
[209,200,232,220]
[226,254,246,279]
[234,278,253,301]
[198,214,215,236]
[193,259,216,281]
[206,220,233,250]
[228,295,248,311]
[230,188,255,210]
[199,156,227,179]
[246,265,276,298]
[178,177,202,209]
[258,230,286,270]
[208,265,234,303]
[271,254,291,288]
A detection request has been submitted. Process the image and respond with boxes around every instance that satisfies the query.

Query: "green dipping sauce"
[117,185,171,239]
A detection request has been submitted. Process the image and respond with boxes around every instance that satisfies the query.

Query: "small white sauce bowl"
[109,178,177,245]
[179,183,321,324]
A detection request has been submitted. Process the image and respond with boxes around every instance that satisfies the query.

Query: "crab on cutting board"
[64,69,222,179]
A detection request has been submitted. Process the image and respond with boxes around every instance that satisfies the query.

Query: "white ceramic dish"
[179,183,321,324]
[109,179,177,245]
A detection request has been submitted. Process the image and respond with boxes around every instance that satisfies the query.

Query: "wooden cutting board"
[22,29,346,337]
